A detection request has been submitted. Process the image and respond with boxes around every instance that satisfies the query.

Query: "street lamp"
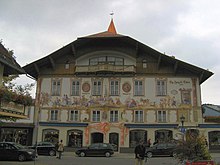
[180,115,186,141]
[180,115,185,128]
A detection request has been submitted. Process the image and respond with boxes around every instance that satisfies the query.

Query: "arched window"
[129,130,147,147]
[42,129,59,144]
[208,131,220,150]
[155,130,173,143]
[67,129,83,148]
[91,132,103,143]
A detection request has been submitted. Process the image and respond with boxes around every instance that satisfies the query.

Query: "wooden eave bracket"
[34,63,40,75]
[157,54,161,70]
[71,44,76,55]
[199,71,205,83]
[135,42,139,56]
[49,56,55,70]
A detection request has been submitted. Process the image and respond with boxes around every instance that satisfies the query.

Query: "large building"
[23,20,213,152]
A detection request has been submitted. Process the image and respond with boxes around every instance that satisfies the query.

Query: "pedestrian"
[55,141,59,158]
[134,140,146,165]
[57,140,64,159]
[147,139,151,147]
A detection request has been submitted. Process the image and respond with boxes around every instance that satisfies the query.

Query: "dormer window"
[89,56,124,65]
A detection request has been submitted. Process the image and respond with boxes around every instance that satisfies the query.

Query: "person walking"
[135,140,146,165]
[57,140,64,159]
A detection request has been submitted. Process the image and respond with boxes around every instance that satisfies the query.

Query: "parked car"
[145,143,177,158]
[0,142,36,161]
[75,143,114,157]
[28,142,56,156]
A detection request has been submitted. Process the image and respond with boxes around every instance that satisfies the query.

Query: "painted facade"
[23,20,214,152]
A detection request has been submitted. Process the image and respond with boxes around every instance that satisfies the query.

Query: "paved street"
[1,152,219,165]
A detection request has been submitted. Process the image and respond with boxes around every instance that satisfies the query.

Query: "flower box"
[185,160,214,165]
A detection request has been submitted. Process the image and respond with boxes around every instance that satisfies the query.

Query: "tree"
[175,134,212,163]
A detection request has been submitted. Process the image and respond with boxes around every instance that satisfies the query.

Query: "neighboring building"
[0,106,35,146]
[0,43,34,145]
[0,43,27,119]
[23,20,213,152]
[201,104,220,150]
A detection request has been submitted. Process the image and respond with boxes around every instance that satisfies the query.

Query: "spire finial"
[108,11,117,34]
[110,11,114,19]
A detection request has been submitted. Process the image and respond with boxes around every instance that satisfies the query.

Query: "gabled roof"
[23,20,213,83]
[0,43,25,75]
[202,104,220,117]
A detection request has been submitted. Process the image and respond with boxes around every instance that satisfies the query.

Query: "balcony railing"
[75,64,136,73]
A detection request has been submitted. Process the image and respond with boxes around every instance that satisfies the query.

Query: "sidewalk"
[63,151,220,163]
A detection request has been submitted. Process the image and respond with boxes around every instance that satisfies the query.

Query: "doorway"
[109,133,119,151]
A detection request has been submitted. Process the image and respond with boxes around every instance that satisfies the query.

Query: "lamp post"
[180,115,185,128]
[180,115,185,140]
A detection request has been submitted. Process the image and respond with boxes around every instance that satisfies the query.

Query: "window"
[142,59,147,68]
[134,80,144,96]
[110,110,119,122]
[92,80,102,96]
[69,110,79,121]
[156,80,167,96]
[92,110,101,122]
[71,80,80,96]
[89,56,124,65]
[110,80,119,96]
[52,79,61,96]
[157,110,167,122]
[50,110,58,121]
[135,110,144,123]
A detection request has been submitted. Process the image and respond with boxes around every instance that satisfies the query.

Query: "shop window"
[42,129,59,144]
[208,131,220,150]
[155,130,173,143]
[129,130,147,147]
[0,128,29,146]
[68,130,83,148]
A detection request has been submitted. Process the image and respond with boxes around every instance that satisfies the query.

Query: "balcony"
[75,64,136,74]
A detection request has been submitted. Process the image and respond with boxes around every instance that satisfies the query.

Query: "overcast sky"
[0,0,219,105]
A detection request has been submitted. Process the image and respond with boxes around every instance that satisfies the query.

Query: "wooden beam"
[199,71,205,83]
[135,42,139,56]
[49,56,55,70]
[34,63,40,74]
[157,54,162,70]
[174,61,178,74]
[71,44,76,55]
